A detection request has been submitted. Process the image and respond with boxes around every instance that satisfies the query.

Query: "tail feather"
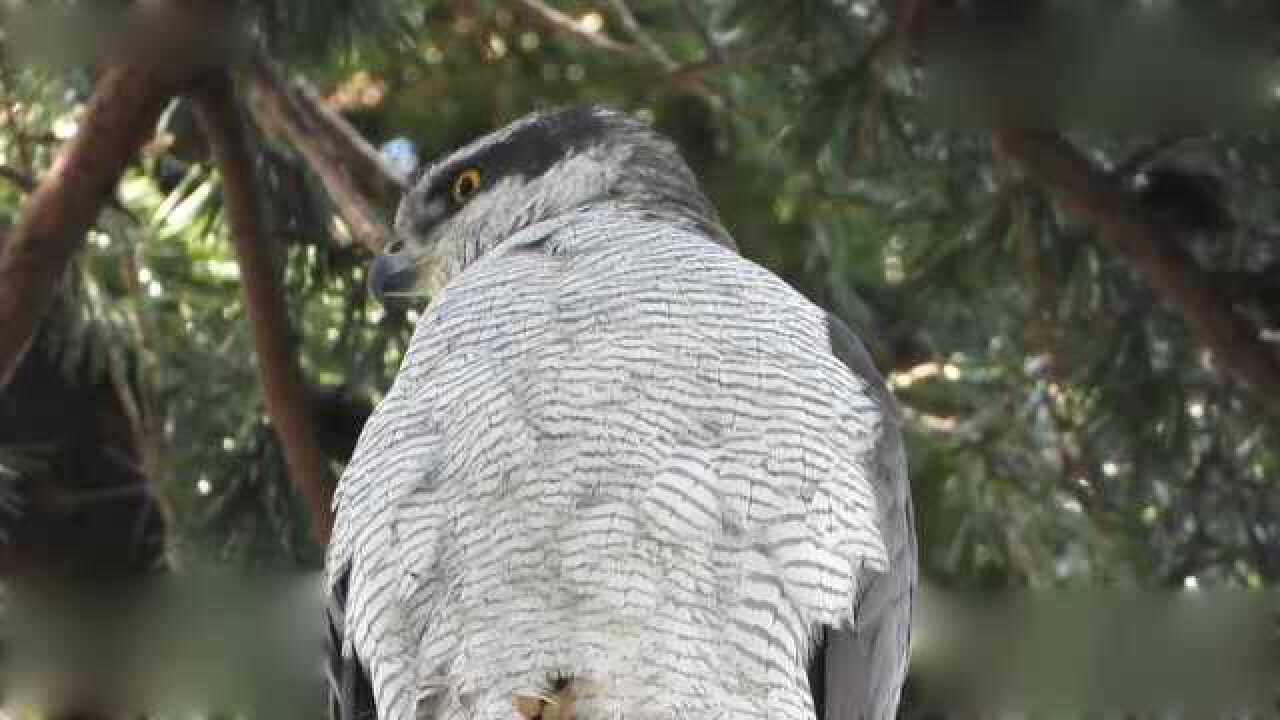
[328,566,378,720]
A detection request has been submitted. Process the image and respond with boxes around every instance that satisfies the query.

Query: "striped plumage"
[327,106,915,720]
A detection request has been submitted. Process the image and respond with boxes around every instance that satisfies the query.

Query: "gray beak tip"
[369,252,419,305]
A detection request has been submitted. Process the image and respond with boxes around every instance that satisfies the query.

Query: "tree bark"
[0,64,181,389]
[246,48,402,254]
[995,128,1280,411]
[191,70,335,544]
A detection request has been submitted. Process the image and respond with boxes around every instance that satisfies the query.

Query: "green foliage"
[0,0,1278,715]
[2,0,1275,589]
[251,0,419,62]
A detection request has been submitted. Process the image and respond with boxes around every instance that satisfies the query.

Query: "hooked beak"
[368,245,419,305]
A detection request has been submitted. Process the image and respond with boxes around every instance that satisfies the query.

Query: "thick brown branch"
[246,49,402,254]
[0,64,181,389]
[191,71,335,544]
[995,129,1280,411]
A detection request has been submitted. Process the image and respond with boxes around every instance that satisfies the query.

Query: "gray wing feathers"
[327,566,377,720]
[822,313,917,720]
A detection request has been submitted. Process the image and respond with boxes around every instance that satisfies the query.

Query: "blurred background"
[0,0,1276,718]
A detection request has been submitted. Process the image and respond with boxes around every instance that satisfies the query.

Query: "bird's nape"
[388,105,726,289]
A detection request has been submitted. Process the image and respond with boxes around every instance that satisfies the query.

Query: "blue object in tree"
[379,137,419,182]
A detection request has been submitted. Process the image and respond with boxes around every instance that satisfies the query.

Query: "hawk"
[327,105,915,720]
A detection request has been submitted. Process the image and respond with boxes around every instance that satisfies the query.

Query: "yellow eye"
[452,168,482,203]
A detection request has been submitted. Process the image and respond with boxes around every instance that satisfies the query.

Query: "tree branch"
[0,63,182,390]
[512,0,643,59]
[891,0,930,66]
[191,70,335,544]
[994,129,1280,412]
[513,0,760,101]
[676,0,723,64]
[246,48,402,254]
[0,165,36,193]
[663,45,774,89]
[1109,135,1194,179]
[603,0,678,71]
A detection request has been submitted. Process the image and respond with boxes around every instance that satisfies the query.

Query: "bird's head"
[369,104,727,302]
